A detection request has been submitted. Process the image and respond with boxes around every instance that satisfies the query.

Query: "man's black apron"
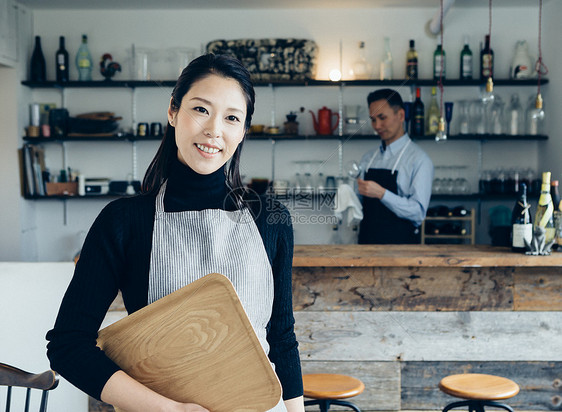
[358,140,420,244]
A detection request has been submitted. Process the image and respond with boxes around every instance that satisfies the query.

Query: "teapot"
[310,106,339,135]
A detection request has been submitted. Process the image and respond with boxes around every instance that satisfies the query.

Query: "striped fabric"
[148,181,274,355]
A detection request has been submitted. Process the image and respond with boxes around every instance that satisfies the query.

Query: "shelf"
[247,133,548,141]
[431,193,539,201]
[425,216,473,221]
[23,134,163,143]
[21,78,549,89]
[423,234,472,239]
[24,194,129,200]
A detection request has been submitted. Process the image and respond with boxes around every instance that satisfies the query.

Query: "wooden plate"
[97,273,281,411]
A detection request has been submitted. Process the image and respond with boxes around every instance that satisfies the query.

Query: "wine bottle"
[480,34,494,80]
[406,39,418,80]
[433,39,446,81]
[30,36,46,82]
[427,86,440,134]
[512,183,532,252]
[411,87,425,137]
[534,172,555,245]
[459,35,473,80]
[452,206,469,217]
[76,34,93,81]
[551,180,561,212]
[55,36,69,83]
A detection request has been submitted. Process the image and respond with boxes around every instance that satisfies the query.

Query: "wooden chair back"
[0,362,59,412]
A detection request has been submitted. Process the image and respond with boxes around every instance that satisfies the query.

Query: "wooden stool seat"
[439,373,519,412]
[303,373,365,400]
[439,373,520,401]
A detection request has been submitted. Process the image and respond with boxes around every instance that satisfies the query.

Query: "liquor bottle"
[30,36,46,82]
[511,183,532,252]
[76,34,93,81]
[534,172,555,245]
[380,37,393,80]
[459,35,473,80]
[433,39,446,81]
[480,34,494,80]
[406,39,418,80]
[351,41,371,80]
[506,93,524,135]
[411,87,425,137]
[552,180,561,212]
[426,87,440,134]
[55,36,69,83]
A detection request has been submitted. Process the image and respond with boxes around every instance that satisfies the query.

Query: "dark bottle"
[451,206,469,217]
[511,183,532,253]
[30,36,46,82]
[406,39,418,80]
[55,36,69,83]
[480,34,494,80]
[552,180,561,212]
[411,87,425,137]
[459,35,473,80]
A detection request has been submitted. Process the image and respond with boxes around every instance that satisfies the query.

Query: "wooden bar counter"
[292,245,562,411]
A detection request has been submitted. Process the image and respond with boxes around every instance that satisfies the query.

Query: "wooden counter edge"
[292,244,562,267]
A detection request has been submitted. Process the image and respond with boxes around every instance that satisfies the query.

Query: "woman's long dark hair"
[142,53,255,201]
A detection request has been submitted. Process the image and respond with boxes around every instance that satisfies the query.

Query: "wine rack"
[421,208,476,245]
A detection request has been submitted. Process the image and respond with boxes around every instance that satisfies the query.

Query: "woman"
[46,54,304,412]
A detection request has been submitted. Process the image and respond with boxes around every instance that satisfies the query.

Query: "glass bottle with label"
[534,171,555,245]
[406,39,418,80]
[55,36,69,82]
[411,87,425,137]
[427,87,440,135]
[459,35,473,80]
[433,39,446,80]
[76,34,93,81]
[480,34,494,80]
[380,37,393,80]
[511,183,532,253]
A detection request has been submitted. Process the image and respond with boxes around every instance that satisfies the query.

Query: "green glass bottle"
[433,39,446,81]
[459,35,473,80]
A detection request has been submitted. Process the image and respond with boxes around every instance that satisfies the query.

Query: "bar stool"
[439,373,520,412]
[303,373,364,412]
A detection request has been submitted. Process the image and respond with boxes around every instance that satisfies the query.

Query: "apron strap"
[155,181,167,213]
[391,139,411,174]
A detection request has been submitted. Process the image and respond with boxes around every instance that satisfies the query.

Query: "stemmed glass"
[444,102,454,136]
[346,160,363,180]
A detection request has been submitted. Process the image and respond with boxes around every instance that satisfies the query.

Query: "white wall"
[9,4,557,260]
[0,262,88,411]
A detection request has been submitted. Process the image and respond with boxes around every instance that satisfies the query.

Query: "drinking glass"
[346,160,362,179]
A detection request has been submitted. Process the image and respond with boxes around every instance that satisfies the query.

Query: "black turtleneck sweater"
[46,159,303,402]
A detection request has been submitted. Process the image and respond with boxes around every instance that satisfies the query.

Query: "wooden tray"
[97,273,281,411]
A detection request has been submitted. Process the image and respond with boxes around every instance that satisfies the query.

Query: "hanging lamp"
[531,0,548,133]
[482,0,495,103]
[435,0,447,142]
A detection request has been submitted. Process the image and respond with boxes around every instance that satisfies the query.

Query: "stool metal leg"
[443,399,514,412]
[305,398,361,412]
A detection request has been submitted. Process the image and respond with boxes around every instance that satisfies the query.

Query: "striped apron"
[148,181,287,411]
